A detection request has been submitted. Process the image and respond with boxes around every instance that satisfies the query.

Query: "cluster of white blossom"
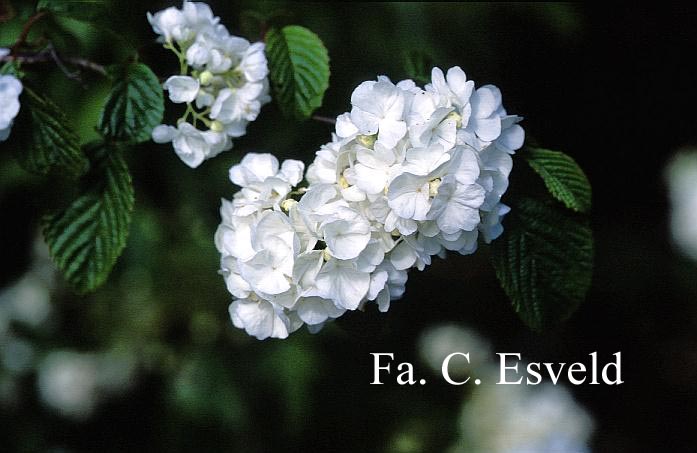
[216,66,524,339]
[148,2,270,168]
[0,48,23,142]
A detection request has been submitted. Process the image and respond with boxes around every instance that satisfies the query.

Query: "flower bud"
[199,70,214,86]
[280,198,298,212]
[209,120,224,132]
[322,248,332,261]
[356,134,377,149]
[446,111,463,128]
[428,178,442,197]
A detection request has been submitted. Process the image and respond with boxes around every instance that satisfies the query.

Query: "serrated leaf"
[266,25,330,120]
[98,62,164,144]
[43,143,134,293]
[491,197,593,331]
[524,147,591,213]
[14,87,88,178]
[36,0,108,23]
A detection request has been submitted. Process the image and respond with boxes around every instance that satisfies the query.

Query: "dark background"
[1,2,697,451]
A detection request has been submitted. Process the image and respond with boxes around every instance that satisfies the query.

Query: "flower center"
[356,134,377,149]
[429,178,442,197]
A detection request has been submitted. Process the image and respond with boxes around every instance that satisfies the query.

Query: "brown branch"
[1,51,107,76]
[312,114,336,125]
[11,10,48,55]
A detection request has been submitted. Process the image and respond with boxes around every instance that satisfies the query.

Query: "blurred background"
[2,2,697,451]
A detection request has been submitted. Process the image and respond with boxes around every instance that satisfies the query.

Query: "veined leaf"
[98,62,164,144]
[15,87,88,178]
[266,25,330,120]
[491,196,593,331]
[43,143,134,293]
[524,147,591,213]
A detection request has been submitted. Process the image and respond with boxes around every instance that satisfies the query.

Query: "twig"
[47,43,82,82]
[10,10,47,55]
[1,51,107,76]
[312,114,336,125]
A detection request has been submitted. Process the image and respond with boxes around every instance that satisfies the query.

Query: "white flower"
[152,123,230,168]
[350,77,407,149]
[0,74,23,142]
[350,142,401,195]
[387,172,432,221]
[479,203,510,243]
[147,1,218,44]
[322,213,372,260]
[147,6,186,42]
[229,298,293,340]
[163,75,200,103]
[667,151,697,260]
[315,258,371,310]
[239,42,269,82]
[229,152,281,187]
[295,296,345,325]
[428,175,485,234]
[457,381,594,453]
[458,85,504,146]
[181,1,219,36]
[211,83,265,124]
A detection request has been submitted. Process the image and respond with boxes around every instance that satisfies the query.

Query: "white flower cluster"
[216,66,524,339]
[0,48,23,142]
[148,2,270,168]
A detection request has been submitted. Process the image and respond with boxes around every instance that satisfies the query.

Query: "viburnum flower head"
[148,2,270,168]
[0,51,23,142]
[216,66,524,339]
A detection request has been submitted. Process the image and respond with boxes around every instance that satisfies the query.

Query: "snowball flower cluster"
[0,49,23,142]
[148,2,270,168]
[216,66,524,339]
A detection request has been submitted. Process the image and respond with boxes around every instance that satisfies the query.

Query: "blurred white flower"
[417,324,492,379]
[0,274,52,328]
[666,151,697,261]
[455,381,595,453]
[37,350,137,420]
[38,351,100,420]
[1,337,35,375]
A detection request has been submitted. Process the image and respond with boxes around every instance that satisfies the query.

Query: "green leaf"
[490,197,593,331]
[403,49,435,84]
[524,147,592,213]
[0,62,22,77]
[43,143,135,293]
[14,87,88,178]
[265,25,330,120]
[98,62,164,144]
[36,0,108,23]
